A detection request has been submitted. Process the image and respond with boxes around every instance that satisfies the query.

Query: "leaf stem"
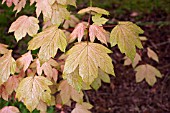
[90,0,93,7]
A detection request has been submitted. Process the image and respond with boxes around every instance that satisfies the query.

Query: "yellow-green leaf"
[78,7,109,15]
[8,15,39,42]
[110,21,144,61]
[56,0,76,6]
[135,64,162,86]
[63,42,115,85]
[16,76,53,112]
[28,25,67,63]
[92,14,108,26]
[0,50,16,85]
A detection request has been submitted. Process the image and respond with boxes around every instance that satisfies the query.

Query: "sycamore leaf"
[63,15,80,29]
[69,22,87,43]
[51,3,70,26]
[16,51,33,72]
[13,0,26,13]
[92,14,108,26]
[110,21,143,61]
[78,7,109,15]
[16,76,53,112]
[0,85,8,101]
[124,53,141,68]
[28,25,67,63]
[9,15,39,42]
[36,101,47,113]
[56,0,76,6]
[0,43,9,54]
[36,0,52,19]
[58,80,83,104]
[2,0,18,7]
[91,69,110,90]
[135,64,162,86]
[147,47,159,62]
[63,42,115,85]
[0,50,16,85]
[71,102,93,113]
[89,25,109,45]
[0,106,20,113]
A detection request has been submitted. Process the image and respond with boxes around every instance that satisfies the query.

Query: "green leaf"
[92,14,108,26]
[110,21,143,61]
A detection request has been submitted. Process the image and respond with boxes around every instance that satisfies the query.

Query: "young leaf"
[63,15,80,29]
[56,0,76,6]
[13,0,26,13]
[147,47,159,62]
[78,7,109,15]
[0,43,9,54]
[16,51,33,72]
[110,21,143,61]
[135,64,162,86]
[92,14,108,26]
[0,106,20,113]
[91,69,110,90]
[0,85,8,101]
[58,80,83,104]
[36,101,47,113]
[71,102,93,113]
[124,53,141,68]
[16,76,53,112]
[28,25,67,63]
[63,42,115,85]
[2,0,18,7]
[69,22,87,43]
[89,25,109,45]
[0,50,16,85]
[9,15,39,42]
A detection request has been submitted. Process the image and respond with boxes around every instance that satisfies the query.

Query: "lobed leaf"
[110,21,143,61]
[92,14,108,26]
[71,102,93,113]
[0,106,20,113]
[147,47,159,62]
[0,43,9,54]
[13,0,26,13]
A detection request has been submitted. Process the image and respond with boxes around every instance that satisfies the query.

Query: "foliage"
[0,0,162,112]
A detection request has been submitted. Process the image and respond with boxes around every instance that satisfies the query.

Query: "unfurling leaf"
[16,76,53,112]
[71,102,93,113]
[92,14,108,26]
[91,69,110,90]
[2,0,18,7]
[28,25,67,63]
[16,51,33,72]
[124,53,141,68]
[0,106,20,113]
[110,21,143,61]
[0,43,9,54]
[63,42,115,85]
[9,15,39,42]
[89,25,109,45]
[0,50,16,85]
[58,80,83,104]
[69,22,87,43]
[135,64,162,86]
[147,47,159,62]
[78,7,109,15]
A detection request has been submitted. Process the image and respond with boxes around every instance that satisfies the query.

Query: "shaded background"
[0,0,170,113]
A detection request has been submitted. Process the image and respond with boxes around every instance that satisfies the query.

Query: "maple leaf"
[2,0,18,7]
[36,0,52,19]
[110,21,143,61]
[63,15,80,29]
[124,53,141,68]
[16,76,53,112]
[58,80,83,104]
[51,3,70,26]
[78,7,109,15]
[135,64,162,86]
[147,47,159,62]
[0,85,8,101]
[0,43,9,54]
[89,24,109,45]
[91,69,110,90]
[13,0,26,13]
[16,51,33,72]
[63,42,115,84]
[0,106,20,113]
[36,101,47,113]
[0,50,16,85]
[28,25,67,63]
[69,22,87,43]
[92,14,108,26]
[9,15,39,42]
[56,0,76,6]
[71,102,93,113]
